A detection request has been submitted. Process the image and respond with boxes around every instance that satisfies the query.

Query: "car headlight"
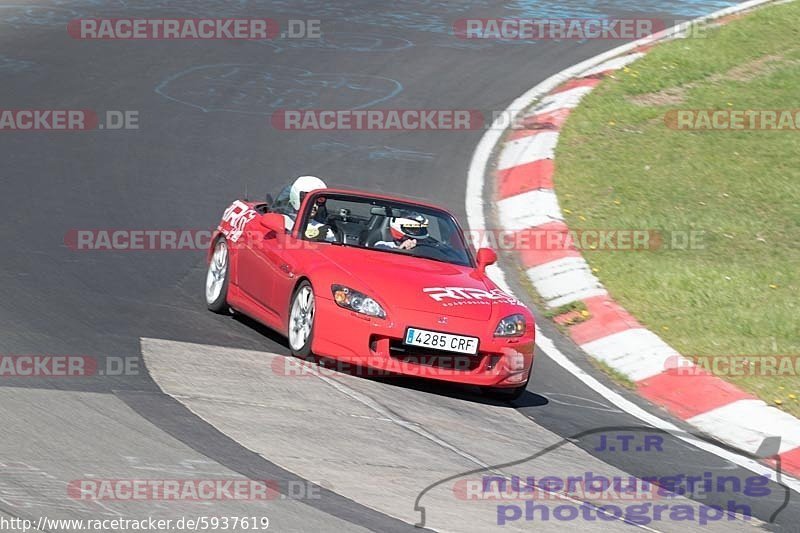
[331,285,386,319]
[494,314,526,337]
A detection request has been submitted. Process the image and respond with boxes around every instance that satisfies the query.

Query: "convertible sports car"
[205,188,535,399]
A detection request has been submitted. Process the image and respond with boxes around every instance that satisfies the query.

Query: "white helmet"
[289,175,326,211]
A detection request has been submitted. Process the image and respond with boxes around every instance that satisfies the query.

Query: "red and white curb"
[470,0,800,479]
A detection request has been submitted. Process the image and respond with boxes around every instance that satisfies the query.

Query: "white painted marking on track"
[496,189,563,230]
[688,399,800,455]
[497,131,559,169]
[580,329,680,382]
[533,86,595,115]
[526,257,606,308]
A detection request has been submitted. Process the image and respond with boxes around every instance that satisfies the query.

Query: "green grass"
[543,300,588,319]
[554,1,800,416]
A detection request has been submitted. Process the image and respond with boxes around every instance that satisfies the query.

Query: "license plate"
[404,328,479,355]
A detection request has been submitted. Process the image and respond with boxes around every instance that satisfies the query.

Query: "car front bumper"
[312,296,535,387]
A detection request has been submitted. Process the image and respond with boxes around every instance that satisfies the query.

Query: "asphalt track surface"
[1,0,797,531]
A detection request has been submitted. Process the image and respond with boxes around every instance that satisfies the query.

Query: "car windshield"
[296,193,474,268]
[269,184,294,216]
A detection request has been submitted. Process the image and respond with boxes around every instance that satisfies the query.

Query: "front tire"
[288,281,315,358]
[205,237,230,313]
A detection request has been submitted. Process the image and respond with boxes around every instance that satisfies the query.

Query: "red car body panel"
[209,189,535,388]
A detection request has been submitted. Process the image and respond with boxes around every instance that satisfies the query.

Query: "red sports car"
[205,188,535,399]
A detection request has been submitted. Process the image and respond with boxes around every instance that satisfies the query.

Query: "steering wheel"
[411,239,462,262]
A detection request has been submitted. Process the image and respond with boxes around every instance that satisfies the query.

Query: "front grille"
[388,340,483,371]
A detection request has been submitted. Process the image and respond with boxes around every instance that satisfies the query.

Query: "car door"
[237,219,300,320]
[267,230,301,322]
[236,218,280,316]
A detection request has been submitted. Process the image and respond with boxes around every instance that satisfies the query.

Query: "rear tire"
[205,237,230,313]
[288,281,315,358]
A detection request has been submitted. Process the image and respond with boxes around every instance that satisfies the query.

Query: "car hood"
[310,245,502,320]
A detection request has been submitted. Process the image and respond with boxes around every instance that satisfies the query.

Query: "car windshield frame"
[296,191,476,268]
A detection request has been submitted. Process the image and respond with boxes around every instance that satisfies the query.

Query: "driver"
[374,212,429,250]
[302,196,337,242]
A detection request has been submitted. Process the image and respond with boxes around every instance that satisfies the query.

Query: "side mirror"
[476,248,497,274]
[258,212,286,234]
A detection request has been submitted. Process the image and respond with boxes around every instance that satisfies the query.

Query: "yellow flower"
[789,394,797,400]
[563,208,573,214]
[580,310,590,318]
[727,102,733,107]
[769,284,778,289]
[608,121,616,126]
[661,326,669,331]
[613,200,621,205]
[774,399,783,405]
[579,215,587,221]
[592,267,600,273]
